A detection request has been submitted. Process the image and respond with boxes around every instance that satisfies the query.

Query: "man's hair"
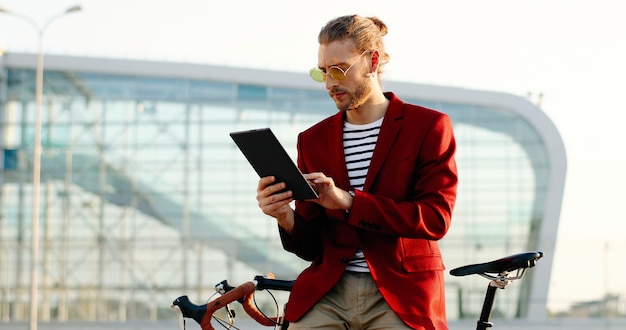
[318,15,390,73]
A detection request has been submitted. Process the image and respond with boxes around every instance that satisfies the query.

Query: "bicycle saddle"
[449,251,543,276]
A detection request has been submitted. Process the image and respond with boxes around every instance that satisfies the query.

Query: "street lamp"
[0,4,82,330]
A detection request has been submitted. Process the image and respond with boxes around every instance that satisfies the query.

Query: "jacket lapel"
[327,113,352,190]
[363,93,404,192]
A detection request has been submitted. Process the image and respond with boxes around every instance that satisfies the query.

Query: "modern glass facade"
[0,53,566,323]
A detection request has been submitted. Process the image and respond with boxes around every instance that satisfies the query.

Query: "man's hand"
[256,176,295,233]
[304,172,353,211]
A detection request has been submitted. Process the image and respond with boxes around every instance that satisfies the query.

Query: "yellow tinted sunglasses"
[309,50,369,83]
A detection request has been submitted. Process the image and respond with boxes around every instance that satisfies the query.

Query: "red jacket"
[279,92,458,330]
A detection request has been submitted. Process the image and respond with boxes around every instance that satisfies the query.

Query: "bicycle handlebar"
[172,274,294,330]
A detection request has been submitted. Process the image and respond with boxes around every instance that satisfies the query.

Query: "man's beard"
[335,81,372,112]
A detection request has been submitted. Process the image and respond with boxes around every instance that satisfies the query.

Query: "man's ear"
[370,50,380,73]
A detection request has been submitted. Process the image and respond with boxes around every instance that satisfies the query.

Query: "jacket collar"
[326,92,405,192]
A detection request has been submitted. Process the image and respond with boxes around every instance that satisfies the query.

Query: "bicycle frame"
[172,251,543,330]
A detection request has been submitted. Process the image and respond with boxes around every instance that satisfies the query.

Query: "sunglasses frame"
[310,50,370,83]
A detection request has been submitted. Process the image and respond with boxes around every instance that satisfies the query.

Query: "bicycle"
[171,251,543,330]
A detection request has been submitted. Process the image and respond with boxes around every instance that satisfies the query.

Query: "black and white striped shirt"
[343,117,383,272]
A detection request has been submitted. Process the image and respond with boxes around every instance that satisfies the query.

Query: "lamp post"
[0,5,82,330]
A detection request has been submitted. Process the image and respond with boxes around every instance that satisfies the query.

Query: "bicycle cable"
[206,292,239,330]
[253,288,283,328]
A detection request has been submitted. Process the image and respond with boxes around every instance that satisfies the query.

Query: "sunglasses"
[309,50,369,83]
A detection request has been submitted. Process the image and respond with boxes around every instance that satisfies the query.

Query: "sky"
[1,0,625,313]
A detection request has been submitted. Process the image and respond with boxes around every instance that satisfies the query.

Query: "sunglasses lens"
[329,67,346,81]
[309,68,325,82]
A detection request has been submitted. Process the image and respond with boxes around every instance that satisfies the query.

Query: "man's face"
[317,40,372,112]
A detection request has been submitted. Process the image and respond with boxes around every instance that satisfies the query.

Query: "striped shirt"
[343,117,383,272]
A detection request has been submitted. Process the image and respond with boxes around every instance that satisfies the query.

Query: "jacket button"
[341,257,349,264]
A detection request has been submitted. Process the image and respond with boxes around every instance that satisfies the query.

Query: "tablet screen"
[230,128,319,200]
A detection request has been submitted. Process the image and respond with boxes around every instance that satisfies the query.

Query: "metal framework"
[0,52,566,323]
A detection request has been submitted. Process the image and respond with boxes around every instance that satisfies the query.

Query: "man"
[256,14,458,330]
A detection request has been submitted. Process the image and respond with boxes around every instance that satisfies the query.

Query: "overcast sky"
[1,0,626,313]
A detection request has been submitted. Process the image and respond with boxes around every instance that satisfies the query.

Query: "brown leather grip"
[200,281,256,330]
[242,290,282,326]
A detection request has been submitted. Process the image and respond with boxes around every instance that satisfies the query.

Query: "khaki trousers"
[287,271,412,329]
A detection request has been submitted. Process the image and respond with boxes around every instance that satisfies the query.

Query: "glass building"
[0,53,566,323]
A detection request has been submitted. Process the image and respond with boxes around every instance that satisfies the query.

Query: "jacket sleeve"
[278,207,324,261]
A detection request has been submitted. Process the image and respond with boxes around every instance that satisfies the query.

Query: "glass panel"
[1,67,550,321]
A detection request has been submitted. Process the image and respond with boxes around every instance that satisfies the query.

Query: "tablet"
[230,128,319,200]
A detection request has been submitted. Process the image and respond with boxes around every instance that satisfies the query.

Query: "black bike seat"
[449,251,543,277]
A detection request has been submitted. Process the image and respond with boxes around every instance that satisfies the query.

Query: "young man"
[256,14,458,330]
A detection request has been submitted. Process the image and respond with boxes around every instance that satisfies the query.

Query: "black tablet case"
[230,128,319,200]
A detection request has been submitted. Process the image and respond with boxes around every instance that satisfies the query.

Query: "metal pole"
[0,6,82,330]
[30,31,44,330]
